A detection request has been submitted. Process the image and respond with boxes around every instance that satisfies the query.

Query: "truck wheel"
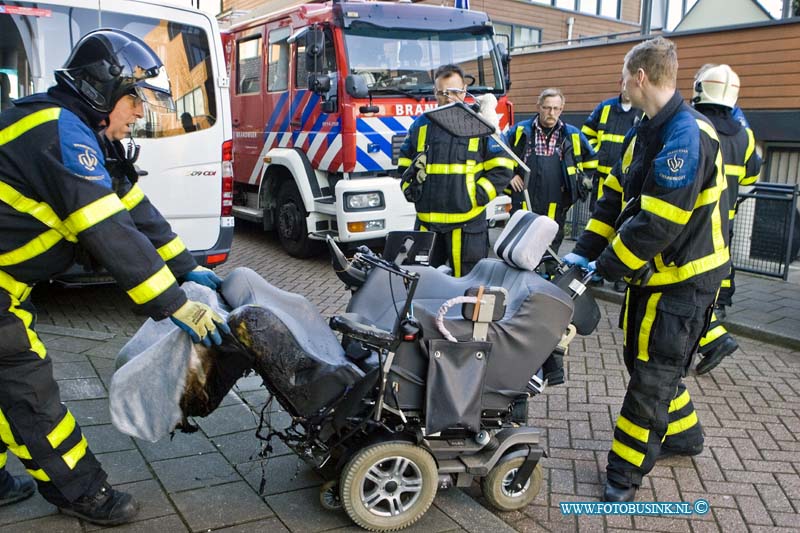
[276,182,317,258]
[481,458,542,512]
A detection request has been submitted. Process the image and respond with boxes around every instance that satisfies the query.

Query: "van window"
[237,36,262,94]
[0,2,217,138]
[267,27,291,92]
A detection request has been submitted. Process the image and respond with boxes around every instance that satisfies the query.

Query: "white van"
[0,0,233,281]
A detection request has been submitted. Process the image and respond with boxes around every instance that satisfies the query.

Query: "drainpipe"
[566,16,575,45]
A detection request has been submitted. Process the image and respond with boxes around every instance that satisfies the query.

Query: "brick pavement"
[6,221,800,532]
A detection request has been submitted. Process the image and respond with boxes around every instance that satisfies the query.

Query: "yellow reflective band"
[62,436,88,470]
[567,166,577,176]
[597,165,613,175]
[740,175,758,186]
[0,107,61,146]
[467,171,477,208]
[425,163,482,175]
[586,219,615,242]
[588,138,599,150]
[27,468,51,481]
[468,137,479,152]
[694,186,722,208]
[476,177,497,202]
[669,389,691,413]
[398,157,412,168]
[604,174,623,193]
[725,164,746,179]
[696,119,719,142]
[126,264,176,305]
[0,269,32,301]
[641,195,692,225]
[0,408,32,459]
[600,104,611,126]
[401,181,410,191]
[728,209,736,221]
[547,202,557,219]
[597,177,605,200]
[157,237,187,262]
[600,133,626,143]
[0,452,5,469]
[581,159,598,170]
[611,438,645,467]
[417,125,427,153]
[637,292,662,362]
[0,229,64,267]
[452,227,462,278]
[745,128,756,163]
[581,125,598,137]
[622,289,630,344]
[8,297,46,358]
[0,181,78,243]
[611,235,646,271]
[483,157,515,170]
[514,125,524,146]
[419,225,427,232]
[64,194,125,235]
[699,325,727,347]
[721,279,731,288]
[666,411,698,436]
[572,133,580,158]
[417,206,486,225]
[47,412,77,449]
[617,415,650,443]
[121,184,145,211]
[647,248,730,286]
[621,137,636,173]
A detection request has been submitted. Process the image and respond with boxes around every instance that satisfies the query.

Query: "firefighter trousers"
[418,217,489,278]
[698,263,736,355]
[607,284,715,488]
[0,291,106,505]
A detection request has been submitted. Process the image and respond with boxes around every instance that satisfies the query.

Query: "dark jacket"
[397,114,514,231]
[574,91,730,289]
[581,95,643,180]
[0,88,186,318]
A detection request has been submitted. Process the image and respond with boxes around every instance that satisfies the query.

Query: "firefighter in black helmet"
[0,29,228,525]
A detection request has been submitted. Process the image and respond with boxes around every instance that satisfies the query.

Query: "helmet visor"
[134,66,175,112]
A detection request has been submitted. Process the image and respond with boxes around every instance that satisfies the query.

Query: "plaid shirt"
[532,118,563,157]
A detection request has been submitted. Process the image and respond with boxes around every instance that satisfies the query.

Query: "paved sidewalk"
[2,225,798,532]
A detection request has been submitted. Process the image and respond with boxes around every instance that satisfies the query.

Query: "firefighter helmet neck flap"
[55,29,175,114]
[692,64,740,109]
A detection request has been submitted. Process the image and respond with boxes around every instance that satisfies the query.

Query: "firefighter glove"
[402,153,427,184]
[576,172,593,201]
[170,300,230,347]
[587,260,603,283]
[182,266,223,290]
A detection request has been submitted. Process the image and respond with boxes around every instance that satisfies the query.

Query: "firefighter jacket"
[103,138,197,278]
[0,88,187,319]
[573,91,730,290]
[397,115,514,231]
[694,104,761,220]
[505,117,598,219]
[581,96,643,190]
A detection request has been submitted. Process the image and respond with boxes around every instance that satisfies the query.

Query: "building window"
[494,22,542,54]
[236,36,262,94]
[531,0,620,19]
[764,144,800,187]
[663,0,699,30]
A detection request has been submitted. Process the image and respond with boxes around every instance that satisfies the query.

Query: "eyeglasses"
[435,88,466,98]
[540,106,562,113]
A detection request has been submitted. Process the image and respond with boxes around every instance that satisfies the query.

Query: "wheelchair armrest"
[330,313,396,346]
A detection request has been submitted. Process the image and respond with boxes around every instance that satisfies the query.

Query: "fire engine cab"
[224,0,513,256]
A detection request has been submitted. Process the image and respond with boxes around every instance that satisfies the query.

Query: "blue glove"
[563,253,589,269]
[183,266,223,290]
[587,261,603,283]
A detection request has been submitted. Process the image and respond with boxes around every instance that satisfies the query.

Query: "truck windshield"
[343,28,503,97]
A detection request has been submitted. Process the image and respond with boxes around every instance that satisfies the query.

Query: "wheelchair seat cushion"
[494,210,558,271]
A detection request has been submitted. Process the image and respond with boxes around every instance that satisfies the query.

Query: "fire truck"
[223,0,514,257]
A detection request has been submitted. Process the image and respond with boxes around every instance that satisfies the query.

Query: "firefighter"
[691,64,762,375]
[398,64,514,277]
[581,86,643,209]
[505,88,598,255]
[0,29,228,525]
[563,37,729,502]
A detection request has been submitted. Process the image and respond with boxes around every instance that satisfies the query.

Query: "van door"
[231,28,265,185]
[263,23,293,158]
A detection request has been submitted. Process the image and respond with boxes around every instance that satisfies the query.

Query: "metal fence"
[564,182,800,280]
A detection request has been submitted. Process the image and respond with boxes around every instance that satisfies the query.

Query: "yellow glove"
[170,300,230,347]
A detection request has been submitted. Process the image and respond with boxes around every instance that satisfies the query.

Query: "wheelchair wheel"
[319,480,342,511]
[340,441,437,531]
[481,458,543,512]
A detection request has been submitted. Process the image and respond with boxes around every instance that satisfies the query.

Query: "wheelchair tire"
[340,441,437,531]
[481,458,543,512]
[319,480,342,511]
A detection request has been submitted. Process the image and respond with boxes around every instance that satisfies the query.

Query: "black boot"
[0,471,35,507]
[602,480,637,502]
[658,441,704,461]
[58,482,139,526]
[696,336,738,375]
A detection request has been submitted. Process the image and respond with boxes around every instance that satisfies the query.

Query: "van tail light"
[222,139,233,217]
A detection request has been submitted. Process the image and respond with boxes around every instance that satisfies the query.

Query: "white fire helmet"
[693,64,740,108]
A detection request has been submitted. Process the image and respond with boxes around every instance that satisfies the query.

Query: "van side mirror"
[345,74,369,99]
[495,38,512,89]
[308,74,331,94]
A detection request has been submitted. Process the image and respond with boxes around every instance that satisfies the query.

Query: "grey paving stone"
[433,489,518,533]
[57,378,107,401]
[0,493,58,527]
[45,336,105,354]
[212,429,292,465]
[47,350,90,363]
[152,452,240,493]
[37,324,116,340]
[265,487,351,532]
[98,514,189,532]
[52,361,98,380]
[135,430,217,462]
[0,513,82,533]
[238,454,323,496]
[96,449,152,486]
[213,517,291,532]
[329,505,461,532]
[64,398,111,426]
[171,481,274,532]
[194,402,259,437]
[81,423,135,454]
